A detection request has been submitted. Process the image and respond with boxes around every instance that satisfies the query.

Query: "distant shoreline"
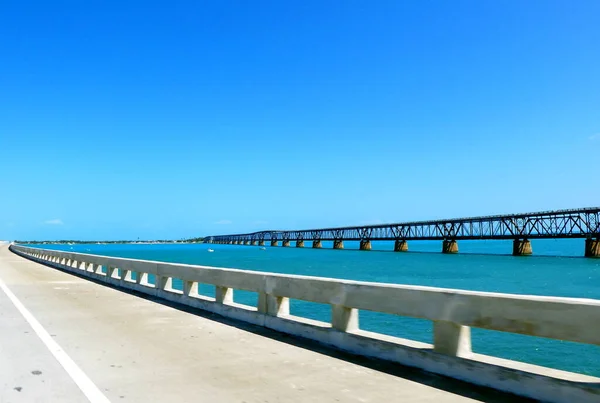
[14,239,205,245]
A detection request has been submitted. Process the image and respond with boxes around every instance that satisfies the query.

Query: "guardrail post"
[183,280,197,296]
[107,266,117,278]
[155,275,168,290]
[331,305,359,332]
[257,293,289,316]
[215,286,233,304]
[433,321,471,357]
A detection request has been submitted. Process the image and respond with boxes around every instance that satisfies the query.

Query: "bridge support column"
[513,239,532,256]
[585,238,600,257]
[394,240,408,252]
[312,240,322,248]
[258,240,265,246]
[251,240,257,246]
[331,305,359,332]
[333,240,344,249]
[271,240,279,247]
[282,240,290,247]
[359,240,372,251]
[433,321,471,357]
[442,240,458,254]
[296,240,304,248]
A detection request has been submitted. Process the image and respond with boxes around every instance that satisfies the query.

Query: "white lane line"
[0,277,111,403]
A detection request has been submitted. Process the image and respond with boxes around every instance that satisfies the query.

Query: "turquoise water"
[30,239,600,376]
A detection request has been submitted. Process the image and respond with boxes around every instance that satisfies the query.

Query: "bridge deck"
[0,245,530,402]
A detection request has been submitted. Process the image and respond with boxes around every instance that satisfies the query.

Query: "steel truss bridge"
[206,208,600,256]
[209,208,600,242]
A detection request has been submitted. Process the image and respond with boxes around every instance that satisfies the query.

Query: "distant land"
[14,237,205,245]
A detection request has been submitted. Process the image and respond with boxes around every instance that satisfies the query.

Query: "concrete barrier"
[10,244,600,402]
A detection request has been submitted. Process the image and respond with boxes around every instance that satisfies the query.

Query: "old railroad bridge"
[206,207,600,257]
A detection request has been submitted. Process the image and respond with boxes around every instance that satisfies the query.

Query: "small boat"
[259,247,266,251]
[207,248,214,252]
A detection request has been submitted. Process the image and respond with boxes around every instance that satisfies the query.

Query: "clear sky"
[1,1,599,241]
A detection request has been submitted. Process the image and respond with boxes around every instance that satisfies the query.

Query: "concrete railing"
[10,244,600,402]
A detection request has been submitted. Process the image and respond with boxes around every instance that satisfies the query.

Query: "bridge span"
[5,244,600,402]
[206,207,600,257]
[1,244,551,403]
[0,243,514,403]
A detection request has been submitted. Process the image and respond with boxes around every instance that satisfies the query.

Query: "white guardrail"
[10,244,600,403]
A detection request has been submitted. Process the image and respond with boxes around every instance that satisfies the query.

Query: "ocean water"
[31,239,600,376]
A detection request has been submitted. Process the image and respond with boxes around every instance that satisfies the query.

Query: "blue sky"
[1,1,599,241]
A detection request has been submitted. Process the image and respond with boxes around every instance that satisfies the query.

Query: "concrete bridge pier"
[513,239,532,256]
[270,240,279,247]
[258,240,265,246]
[312,240,322,248]
[251,240,257,246]
[585,238,600,257]
[359,240,372,251]
[394,240,408,252]
[296,240,304,248]
[442,240,458,254]
[333,240,344,249]
[282,240,290,247]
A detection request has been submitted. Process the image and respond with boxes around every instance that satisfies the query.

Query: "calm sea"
[31,239,600,376]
